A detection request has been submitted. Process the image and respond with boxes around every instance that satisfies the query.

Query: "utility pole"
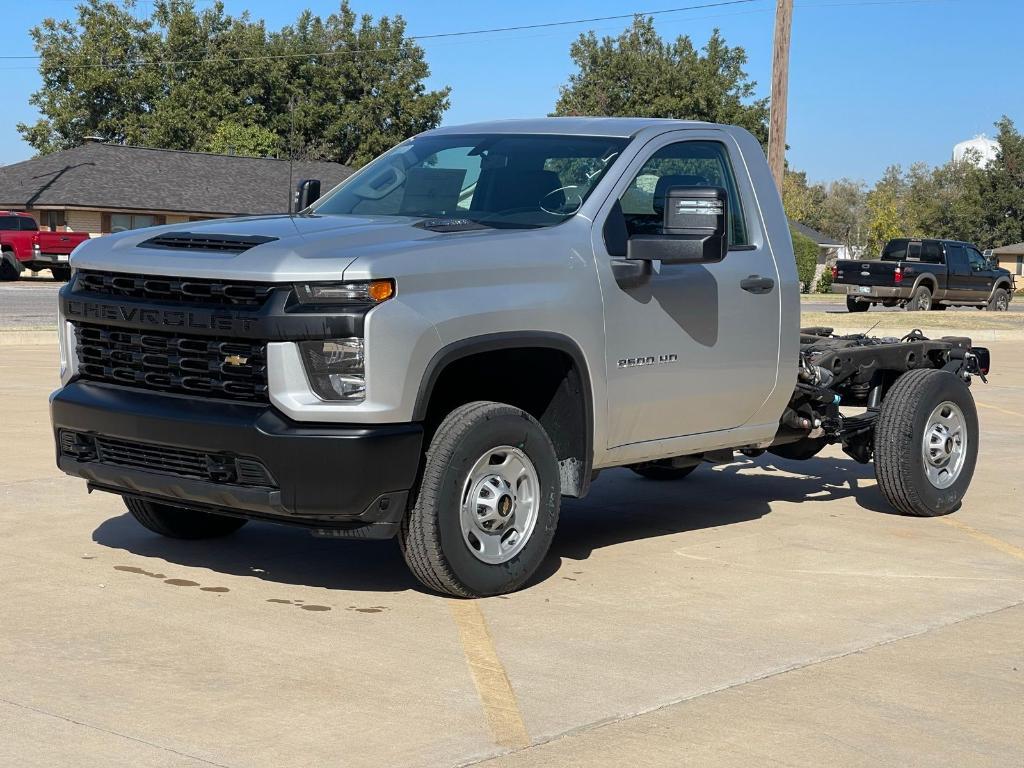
[767,0,793,192]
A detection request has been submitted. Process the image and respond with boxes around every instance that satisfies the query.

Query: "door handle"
[740,275,774,294]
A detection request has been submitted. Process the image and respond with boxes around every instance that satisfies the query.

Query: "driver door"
[592,131,782,448]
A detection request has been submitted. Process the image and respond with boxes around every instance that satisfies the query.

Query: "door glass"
[966,247,987,271]
[619,140,748,246]
[946,245,967,272]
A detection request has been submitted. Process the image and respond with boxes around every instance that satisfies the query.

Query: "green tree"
[18,0,450,167]
[959,117,1024,248]
[865,169,904,257]
[554,18,769,145]
[790,224,819,293]
[205,121,280,157]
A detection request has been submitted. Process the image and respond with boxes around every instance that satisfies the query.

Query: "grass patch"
[800,310,1024,331]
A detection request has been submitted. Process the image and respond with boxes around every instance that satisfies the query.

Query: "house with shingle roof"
[0,140,352,236]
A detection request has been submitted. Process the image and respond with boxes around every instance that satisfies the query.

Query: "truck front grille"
[76,270,275,308]
[59,430,276,488]
[74,323,269,402]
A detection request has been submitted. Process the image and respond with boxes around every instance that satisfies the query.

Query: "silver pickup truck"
[51,118,990,596]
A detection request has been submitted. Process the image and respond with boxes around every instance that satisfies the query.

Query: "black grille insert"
[59,431,276,487]
[139,232,277,254]
[74,323,268,402]
[76,270,275,307]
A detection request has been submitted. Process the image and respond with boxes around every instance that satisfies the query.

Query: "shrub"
[790,226,820,293]
[815,265,833,293]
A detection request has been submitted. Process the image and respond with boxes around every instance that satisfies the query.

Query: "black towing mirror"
[627,186,729,265]
[294,178,322,213]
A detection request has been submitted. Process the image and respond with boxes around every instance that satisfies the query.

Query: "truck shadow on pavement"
[90,456,885,594]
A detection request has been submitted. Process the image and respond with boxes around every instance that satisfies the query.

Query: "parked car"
[0,211,90,281]
[50,119,991,596]
[832,238,1014,312]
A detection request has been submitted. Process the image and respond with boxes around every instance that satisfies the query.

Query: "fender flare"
[909,272,938,296]
[988,279,1013,302]
[413,331,595,496]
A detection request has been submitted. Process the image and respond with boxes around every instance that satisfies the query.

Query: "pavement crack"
[0,697,238,768]
[454,599,1024,768]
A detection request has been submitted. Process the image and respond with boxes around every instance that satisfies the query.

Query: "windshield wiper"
[413,217,495,232]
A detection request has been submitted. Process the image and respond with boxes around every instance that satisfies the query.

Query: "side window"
[966,247,987,271]
[619,140,749,246]
[946,245,967,271]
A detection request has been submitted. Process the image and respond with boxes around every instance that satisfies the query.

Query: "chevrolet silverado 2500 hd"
[833,238,1014,312]
[50,118,991,597]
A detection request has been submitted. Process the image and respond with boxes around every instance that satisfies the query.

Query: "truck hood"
[70,214,449,281]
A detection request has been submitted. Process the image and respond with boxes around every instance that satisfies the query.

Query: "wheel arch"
[911,273,938,293]
[413,332,594,498]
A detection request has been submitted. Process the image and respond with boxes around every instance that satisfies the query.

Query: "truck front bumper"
[50,382,423,538]
[832,284,912,300]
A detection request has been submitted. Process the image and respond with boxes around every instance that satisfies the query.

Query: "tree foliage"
[553,18,769,145]
[18,0,450,167]
[790,225,819,293]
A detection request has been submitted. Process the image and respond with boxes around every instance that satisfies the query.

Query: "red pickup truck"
[0,211,91,281]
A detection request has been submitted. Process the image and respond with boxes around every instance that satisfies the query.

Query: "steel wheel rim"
[459,445,540,564]
[918,291,931,310]
[921,400,967,489]
[996,294,1008,311]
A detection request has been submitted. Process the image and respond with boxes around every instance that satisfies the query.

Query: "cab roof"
[421,117,719,139]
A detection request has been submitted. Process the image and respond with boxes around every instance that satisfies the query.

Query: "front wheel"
[988,288,1010,312]
[874,369,978,516]
[846,296,870,312]
[400,401,560,597]
[125,498,248,538]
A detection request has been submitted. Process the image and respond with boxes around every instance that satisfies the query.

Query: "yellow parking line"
[976,401,1024,422]
[449,600,530,750]
[940,517,1024,561]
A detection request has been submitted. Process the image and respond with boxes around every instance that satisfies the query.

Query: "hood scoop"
[139,232,278,254]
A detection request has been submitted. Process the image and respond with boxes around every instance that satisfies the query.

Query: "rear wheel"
[630,463,698,481]
[874,369,978,516]
[846,296,870,312]
[906,285,932,311]
[0,253,19,281]
[125,497,248,538]
[399,401,560,597]
[50,265,71,282]
[988,288,1009,312]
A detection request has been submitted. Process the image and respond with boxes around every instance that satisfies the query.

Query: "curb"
[0,329,56,347]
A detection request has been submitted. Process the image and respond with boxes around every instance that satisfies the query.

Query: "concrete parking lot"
[2,342,1023,767]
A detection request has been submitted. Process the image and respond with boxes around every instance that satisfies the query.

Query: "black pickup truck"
[833,238,1015,312]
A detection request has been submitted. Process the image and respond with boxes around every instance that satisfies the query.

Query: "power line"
[0,0,762,64]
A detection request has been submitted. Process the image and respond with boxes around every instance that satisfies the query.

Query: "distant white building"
[953,135,999,167]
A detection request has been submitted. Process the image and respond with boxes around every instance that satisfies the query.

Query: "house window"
[44,211,66,231]
[110,213,158,233]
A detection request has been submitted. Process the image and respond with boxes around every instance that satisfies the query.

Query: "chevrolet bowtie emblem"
[224,354,249,366]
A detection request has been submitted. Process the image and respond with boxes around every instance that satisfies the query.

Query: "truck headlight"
[298,338,365,401]
[294,279,394,304]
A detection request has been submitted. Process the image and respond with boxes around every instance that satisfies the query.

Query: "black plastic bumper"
[50,382,423,538]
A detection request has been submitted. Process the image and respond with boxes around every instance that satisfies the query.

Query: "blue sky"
[0,0,1019,184]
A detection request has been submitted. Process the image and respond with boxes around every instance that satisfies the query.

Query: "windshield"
[310,133,629,229]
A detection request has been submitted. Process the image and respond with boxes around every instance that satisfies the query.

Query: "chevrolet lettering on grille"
[64,300,255,333]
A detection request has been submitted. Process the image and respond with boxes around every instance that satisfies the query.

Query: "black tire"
[846,296,870,312]
[399,401,560,597]
[0,253,19,281]
[125,497,248,539]
[988,288,1010,312]
[874,369,978,517]
[906,285,932,311]
[50,266,72,282]
[630,463,698,481]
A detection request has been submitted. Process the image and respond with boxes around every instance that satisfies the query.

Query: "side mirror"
[627,186,729,264]
[294,178,322,212]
